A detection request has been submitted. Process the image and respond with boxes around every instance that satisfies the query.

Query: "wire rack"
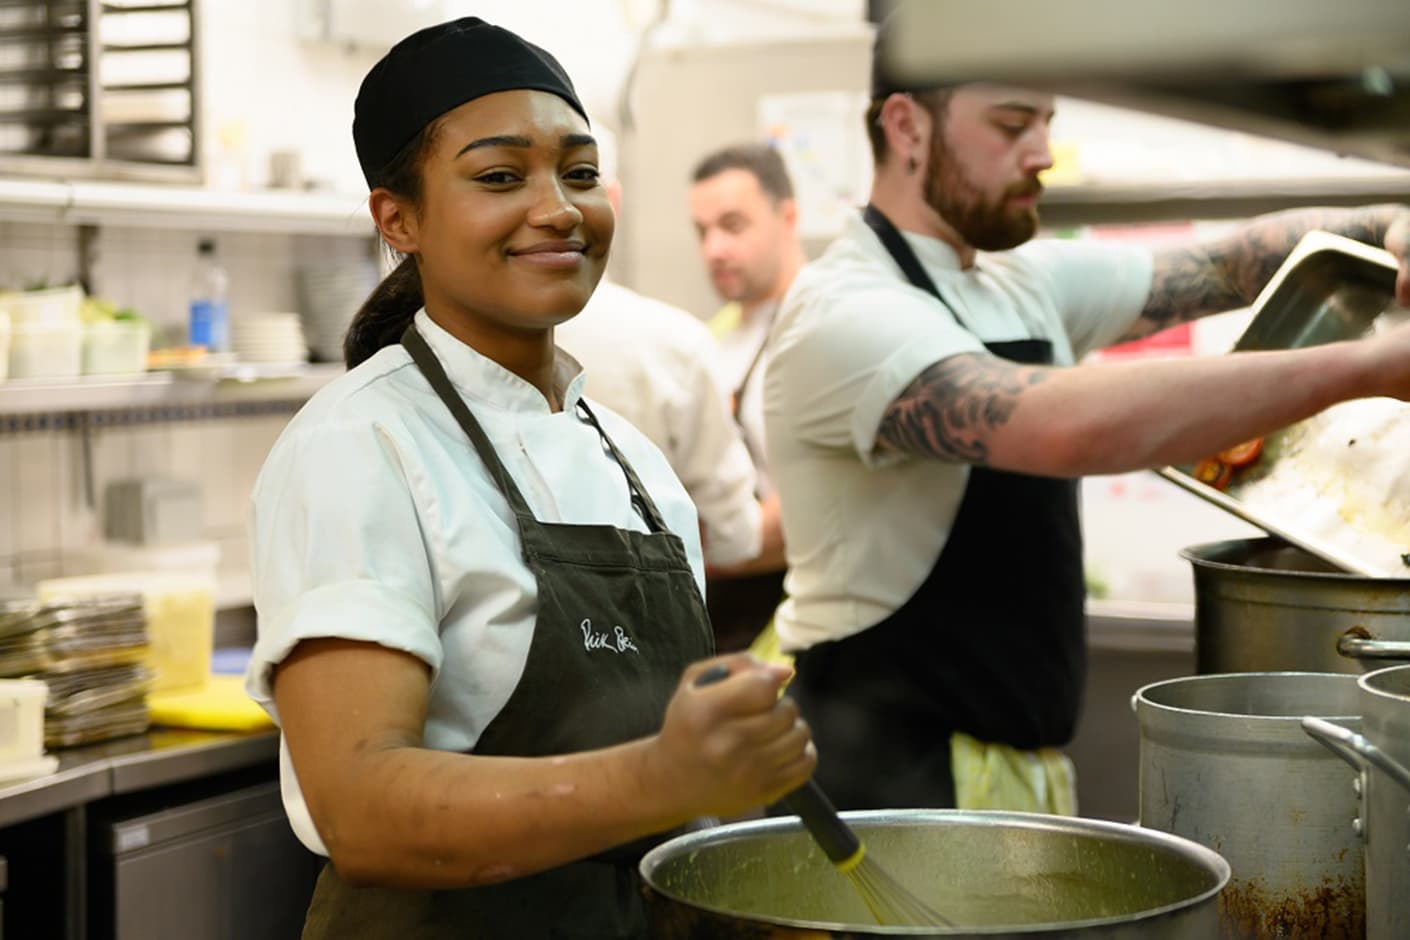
[0,0,199,181]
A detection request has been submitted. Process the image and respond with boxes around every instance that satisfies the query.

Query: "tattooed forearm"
[876,353,1048,464]
[1123,205,1406,342]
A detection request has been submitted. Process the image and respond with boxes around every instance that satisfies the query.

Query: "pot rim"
[639,809,1231,936]
[1134,672,1362,726]
[1180,536,1410,585]
[1362,663,1410,703]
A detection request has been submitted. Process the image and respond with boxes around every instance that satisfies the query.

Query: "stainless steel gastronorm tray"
[1160,231,1410,577]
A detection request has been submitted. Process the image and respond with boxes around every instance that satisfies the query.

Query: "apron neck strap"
[401,323,668,534]
[574,399,669,534]
[401,323,538,524]
[862,204,971,331]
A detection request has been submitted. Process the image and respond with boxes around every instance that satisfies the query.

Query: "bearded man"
[761,27,1410,811]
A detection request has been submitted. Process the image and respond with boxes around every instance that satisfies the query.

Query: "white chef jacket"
[555,279,762,566]
[245,310,705,856]
[713,301,777,498]
[765,214,1154,652]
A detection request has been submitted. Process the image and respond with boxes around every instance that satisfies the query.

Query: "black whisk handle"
[693,663,732,687]
[690,665,863,866]
[780,779,863,866]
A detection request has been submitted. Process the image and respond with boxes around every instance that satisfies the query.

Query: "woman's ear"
[369,188,419,255]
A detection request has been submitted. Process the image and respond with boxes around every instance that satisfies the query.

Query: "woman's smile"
[508,238,588,269]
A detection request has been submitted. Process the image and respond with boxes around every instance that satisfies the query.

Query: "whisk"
[782,777,956,929]
[694,665,955,929]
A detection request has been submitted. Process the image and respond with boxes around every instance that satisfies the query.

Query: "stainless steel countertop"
[0,727,278,830]
[1087,599,1195,654]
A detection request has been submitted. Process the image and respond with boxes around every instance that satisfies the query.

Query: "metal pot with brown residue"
[1304,664,1410,940]
[1133,672,1365,939]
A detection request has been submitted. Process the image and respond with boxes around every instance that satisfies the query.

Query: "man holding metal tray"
[762,26,1410,812]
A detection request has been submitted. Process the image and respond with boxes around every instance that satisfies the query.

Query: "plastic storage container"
[0,678,48,762]
[8,320,82,379]
[82,319,151,375]
[0,285,83,326]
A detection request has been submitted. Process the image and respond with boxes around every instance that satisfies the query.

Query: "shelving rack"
[0,0,199,182]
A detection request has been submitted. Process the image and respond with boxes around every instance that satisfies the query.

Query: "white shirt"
[245,311,705,856]
[555,280,762,566]
[765,213,1154,651]
[714,302,777,497]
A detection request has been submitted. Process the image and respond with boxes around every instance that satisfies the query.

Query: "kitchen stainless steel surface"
[1182,537,1410,674]
[0,728,277,829]
[1135,672,1365,939]
[1161,232,1409,578]
[642,810,1228,937]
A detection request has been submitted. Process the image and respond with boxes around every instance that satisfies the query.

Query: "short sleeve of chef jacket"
[246,418,441,707]
[768,265,985,469]
[767,236,1153,469]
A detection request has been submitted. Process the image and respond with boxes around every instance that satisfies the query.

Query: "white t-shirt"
[245,311,705,856]
[555,280,762,566]
[714,302,777,498]
[765,213,1154,651]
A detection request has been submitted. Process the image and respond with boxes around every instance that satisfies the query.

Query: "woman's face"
[405,90,612,337]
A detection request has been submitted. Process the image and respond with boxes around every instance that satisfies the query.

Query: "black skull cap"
[353,17,587,188]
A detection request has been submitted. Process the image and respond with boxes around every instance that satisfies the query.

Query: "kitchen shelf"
[1041,173,1410,227]
[0,363,344,415]
[0,176,374,236]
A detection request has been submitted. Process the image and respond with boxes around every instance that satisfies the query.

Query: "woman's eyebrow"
[456,134,532,158]
[455,133,597,159]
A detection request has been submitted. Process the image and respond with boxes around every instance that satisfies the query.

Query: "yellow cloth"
[748,622,1078,815]
[707,302,743,341]
[951,731,1078,815]
[747,618,792,669]
[148,674,275,732]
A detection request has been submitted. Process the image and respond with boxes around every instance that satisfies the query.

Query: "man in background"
[688,143,807,646]
[557,128,781,648]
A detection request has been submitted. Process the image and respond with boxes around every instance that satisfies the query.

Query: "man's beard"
[923,138,1041,252]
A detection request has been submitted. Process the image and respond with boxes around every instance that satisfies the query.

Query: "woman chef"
[244,17,814,939]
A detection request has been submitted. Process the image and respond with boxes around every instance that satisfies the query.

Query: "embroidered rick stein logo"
[580,618,640,655]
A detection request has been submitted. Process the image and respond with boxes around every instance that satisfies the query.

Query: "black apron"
[789,206,1087,811]
[706,304,787,653]
[300,324,715,939]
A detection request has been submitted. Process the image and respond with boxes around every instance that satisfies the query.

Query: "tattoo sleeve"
[876,352,1048,464]
[1121,204,1405,342]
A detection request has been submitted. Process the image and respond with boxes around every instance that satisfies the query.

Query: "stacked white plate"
[296,260,379,363]
[231,313,308,365]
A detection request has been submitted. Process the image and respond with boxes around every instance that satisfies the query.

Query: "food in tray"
[1231,397,1410,575]
[1191,437,1265,492]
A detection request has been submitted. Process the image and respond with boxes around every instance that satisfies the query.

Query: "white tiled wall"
[0,413,290,594]
[0,212,364,596]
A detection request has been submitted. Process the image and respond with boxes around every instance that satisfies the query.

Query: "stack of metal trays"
[0,595,153,747]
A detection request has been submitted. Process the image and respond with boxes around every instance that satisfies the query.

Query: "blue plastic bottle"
[188,239,230,352]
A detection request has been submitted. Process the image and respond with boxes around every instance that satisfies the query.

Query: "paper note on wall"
[758,91,872,240]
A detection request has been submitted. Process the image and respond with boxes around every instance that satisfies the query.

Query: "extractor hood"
[875,0,1410,170]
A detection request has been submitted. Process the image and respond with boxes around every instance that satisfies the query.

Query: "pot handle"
[1336,632,1410,662]
[1302,716,1410,795]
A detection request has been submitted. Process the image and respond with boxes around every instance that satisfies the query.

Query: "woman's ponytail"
[341,122,439,369]
[344,255,422,368]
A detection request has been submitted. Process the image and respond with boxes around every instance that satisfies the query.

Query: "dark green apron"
[299,324,715,939]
